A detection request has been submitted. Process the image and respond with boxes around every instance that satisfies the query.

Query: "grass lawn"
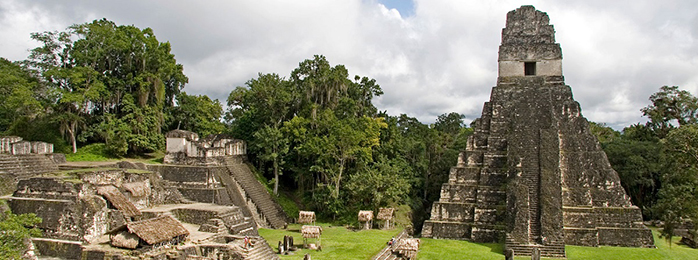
[258,223,402,260]
[417,228,697,260]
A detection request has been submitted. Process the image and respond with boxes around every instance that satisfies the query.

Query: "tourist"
[243,236,251,249]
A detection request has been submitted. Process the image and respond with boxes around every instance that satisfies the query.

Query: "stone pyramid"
[421,5,655,258]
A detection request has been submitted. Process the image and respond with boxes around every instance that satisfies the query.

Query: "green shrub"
[0,202,42,259]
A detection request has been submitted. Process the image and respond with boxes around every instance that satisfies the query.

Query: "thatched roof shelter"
[393,238,420,259]
[358,210,374,222]
[377,208,394,220]
[298,211,316,224]
[108,215,189,246]
[395,238,420,251]
[301,225,322,239]
[110,231,139,249]
[97,185,141,217]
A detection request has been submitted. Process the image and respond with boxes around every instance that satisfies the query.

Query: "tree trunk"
[335,159,344,198]
[68,127,77,154]
[273,159,279,196]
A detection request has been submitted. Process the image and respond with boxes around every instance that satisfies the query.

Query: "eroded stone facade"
[422,5,654,257]
[164,130,246,165]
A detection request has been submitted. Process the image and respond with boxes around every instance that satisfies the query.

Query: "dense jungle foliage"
[1,19,697,238]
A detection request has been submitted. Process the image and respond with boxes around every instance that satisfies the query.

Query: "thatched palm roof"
[377,208,394,220]
[97,185,141,217]
[358,210,374,222]
[395,238,420,251]
[119,215,189,245]
[298,211,316,224]
[301,225,322,239]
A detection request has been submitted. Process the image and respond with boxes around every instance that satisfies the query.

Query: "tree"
[346,156,411,209]
[254,126,289,196]
[604,138,662,217]
[290,55,351,119]
[589,122,620,144]
[641,86,698,138]
[0,58,45,133]
[434,112,465,136]
[28,19,188,155]
[653,125,698,244]
[165,92,225,137]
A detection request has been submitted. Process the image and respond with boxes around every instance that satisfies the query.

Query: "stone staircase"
[371,230,409,260]
[243,237,280,260]
[223,158,287,229]
[503,241,566,258]
[0,154,59,195]
[230,217,257,236]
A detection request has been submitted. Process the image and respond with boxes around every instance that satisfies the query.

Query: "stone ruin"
[7,168,280,259]
[3,130,288,259]
[164,130,246,165]
[156,130,288,230]
[0,136,61,195]
[0,136,54,155]
[421,5,655,257]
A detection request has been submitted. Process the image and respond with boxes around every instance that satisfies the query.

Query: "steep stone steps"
[243,237,280,260]
[230,217,258,236]
[223,158,287,229]
[371,230,408,260]
[504,243,566,258]
[0,154,58,175]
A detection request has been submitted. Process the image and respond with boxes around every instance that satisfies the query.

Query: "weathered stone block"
[598,227,654,247]
[157,166,210,183]
[32,238,83,260]
[178,187,226,204]
[439,184,477,203]
[563,228,599,246]
[430,202,474,222]
[11,141,32,155]
[422,221,472,239]
[449,167,479,184]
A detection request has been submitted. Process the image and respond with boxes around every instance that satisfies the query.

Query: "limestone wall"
[11,141,32,154]
[0,136,22,153]
[163,130,247,165]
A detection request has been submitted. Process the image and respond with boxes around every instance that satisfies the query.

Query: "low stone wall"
[32,238,83,260]
[598,228,655,247]
[11,141,32,155]
[10,197,76,232]
[31,141,53,154]
[0,136,22,153]
[152,165,211,183]
[562,207,654,247]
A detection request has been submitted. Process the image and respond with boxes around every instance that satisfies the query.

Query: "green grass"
[65,143,117,162]
[416,228,697,260]
[64,143,166,163]
[418,238,504,260]
[259,223,402,260]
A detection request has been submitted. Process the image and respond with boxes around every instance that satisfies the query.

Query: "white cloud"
[0,0,696,129]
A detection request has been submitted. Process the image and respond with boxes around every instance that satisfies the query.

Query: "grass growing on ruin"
[65,143,117,162]
[416,228,697,260]
[259,223,402,260]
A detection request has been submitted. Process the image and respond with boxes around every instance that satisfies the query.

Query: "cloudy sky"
[1,0,696,129]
